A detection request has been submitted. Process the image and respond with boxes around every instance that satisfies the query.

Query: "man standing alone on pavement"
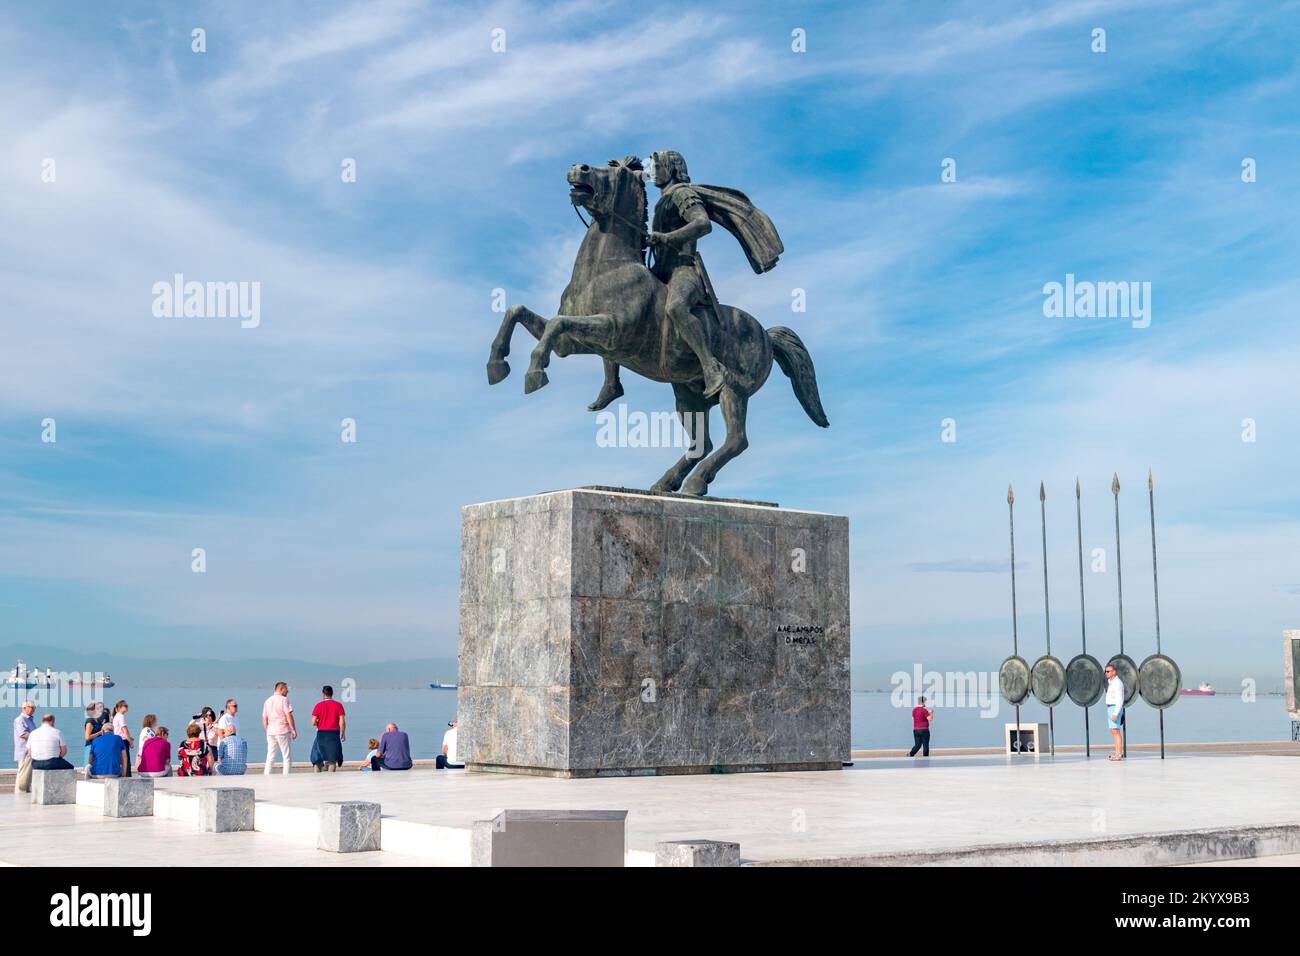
[1105,663,1125,761]
[909,696,934,757]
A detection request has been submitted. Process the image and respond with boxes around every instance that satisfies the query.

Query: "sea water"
[2,685,1291,769]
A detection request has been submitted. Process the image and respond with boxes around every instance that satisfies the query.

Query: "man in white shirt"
[1104,663,1125,761]
[216,698,240,738]
[437,719,464,770]
[28,714,75,770]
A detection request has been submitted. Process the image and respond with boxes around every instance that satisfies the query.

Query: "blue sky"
[1,0,1297,685]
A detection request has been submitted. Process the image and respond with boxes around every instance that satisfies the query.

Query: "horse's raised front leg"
[681,386,748,497]
[487,305,548,385]
[650,385,711,494]
[524,313,611,394]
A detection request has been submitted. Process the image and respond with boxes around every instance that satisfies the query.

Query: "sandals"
[1107,754,1124,761]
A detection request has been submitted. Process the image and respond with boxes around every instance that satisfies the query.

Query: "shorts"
[1107,705,1123,730]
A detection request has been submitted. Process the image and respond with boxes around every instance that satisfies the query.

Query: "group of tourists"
[12,682,465,790]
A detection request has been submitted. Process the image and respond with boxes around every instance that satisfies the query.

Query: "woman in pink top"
[136,726,172,777]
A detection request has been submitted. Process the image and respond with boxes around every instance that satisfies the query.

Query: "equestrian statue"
[486,150,828,496]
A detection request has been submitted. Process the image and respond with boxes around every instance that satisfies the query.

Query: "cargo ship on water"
[1180,682,1215,697]
[4,661,114,689]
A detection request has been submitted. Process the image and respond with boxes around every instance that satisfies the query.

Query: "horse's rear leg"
[681,386,748,497]
[487,305,547,384]
[650,386,711,494]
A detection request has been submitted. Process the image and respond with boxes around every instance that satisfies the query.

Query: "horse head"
[568,156,646,237]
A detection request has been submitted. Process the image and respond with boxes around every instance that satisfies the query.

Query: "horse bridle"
[573,202,650,268]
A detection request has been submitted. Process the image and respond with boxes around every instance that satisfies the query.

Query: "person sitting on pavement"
[436,719,464,769]
[377,722,412,771]
[217,731,248,775]
[136,726,172,778]
[29,714,75,771]
[358,737,381,772]
[88,719,129,778]
[176,722,212,777]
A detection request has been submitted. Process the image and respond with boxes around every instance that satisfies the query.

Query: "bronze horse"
[487,156,828,496]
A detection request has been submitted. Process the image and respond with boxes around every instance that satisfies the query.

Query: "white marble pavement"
[4,751,1296,866]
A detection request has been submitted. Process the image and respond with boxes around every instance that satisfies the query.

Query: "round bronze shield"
[1030,654,1067,706]
[1138,653,1182,709]
[999,654,1031,705]
[1108,653,1139,706]
[1065,653,1104,707]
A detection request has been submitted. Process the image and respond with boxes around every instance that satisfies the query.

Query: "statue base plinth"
[457,487,850,776]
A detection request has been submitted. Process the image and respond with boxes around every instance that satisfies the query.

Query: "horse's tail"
[767,326,829,428]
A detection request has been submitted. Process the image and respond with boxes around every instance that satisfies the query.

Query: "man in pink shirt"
[262,681,297,775]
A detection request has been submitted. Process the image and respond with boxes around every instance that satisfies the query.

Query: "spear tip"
[1148,467,1153,491]
[1112,472,1120,495]
[1039,480,1046,502]
[1007,484,1014,505]
[1075,477,1081,498]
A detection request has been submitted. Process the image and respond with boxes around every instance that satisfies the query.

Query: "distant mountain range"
[1,643,1269,695]
[0,643,458,689]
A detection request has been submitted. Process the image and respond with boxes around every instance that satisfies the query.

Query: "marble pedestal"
[656,839,741,867]
[471,809,627,867]
[31,769,78,805]
[319,801,381,852]
[103,777,154,817]
[200,788,256,832]
[458,488,850,776]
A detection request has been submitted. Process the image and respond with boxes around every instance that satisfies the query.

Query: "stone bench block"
[30,769,78,805]
[103,777,154,817]
[472,809,627,867]
[200,787,256,832]
[656,839,741,867]
[318,801,381,852]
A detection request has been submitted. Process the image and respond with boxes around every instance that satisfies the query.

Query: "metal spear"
[1149,468,1165,760]
[1113,472,1126,758]
[1040,481,1055,756]
[1009,484,1020,746]
[1076,477,1090,757]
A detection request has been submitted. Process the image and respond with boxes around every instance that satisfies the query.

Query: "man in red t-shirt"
[310,685,347,772]
[908,696,934,757]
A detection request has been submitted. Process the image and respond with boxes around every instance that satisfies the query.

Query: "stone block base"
[31,769,77,805]
[458,488,851,776]
[319,801,381,852]
[656,839,741,867]
[103,777,154,817]
[472,809,626,867]
[200,787,256,832]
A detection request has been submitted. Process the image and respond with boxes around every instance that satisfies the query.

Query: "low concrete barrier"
[472,809,627,867]
[319,801,381,853]
[656,839,741,867]
[103,778,154,818]
[200,788,255,833]
[30,769,77,806]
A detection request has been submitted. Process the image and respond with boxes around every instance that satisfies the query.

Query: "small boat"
[429,681,458,690]
[1180,682,1215,697]
[66,674,115,689]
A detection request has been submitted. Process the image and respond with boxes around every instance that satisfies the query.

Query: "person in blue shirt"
[217,732,248,775]
[88,727,128,778]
